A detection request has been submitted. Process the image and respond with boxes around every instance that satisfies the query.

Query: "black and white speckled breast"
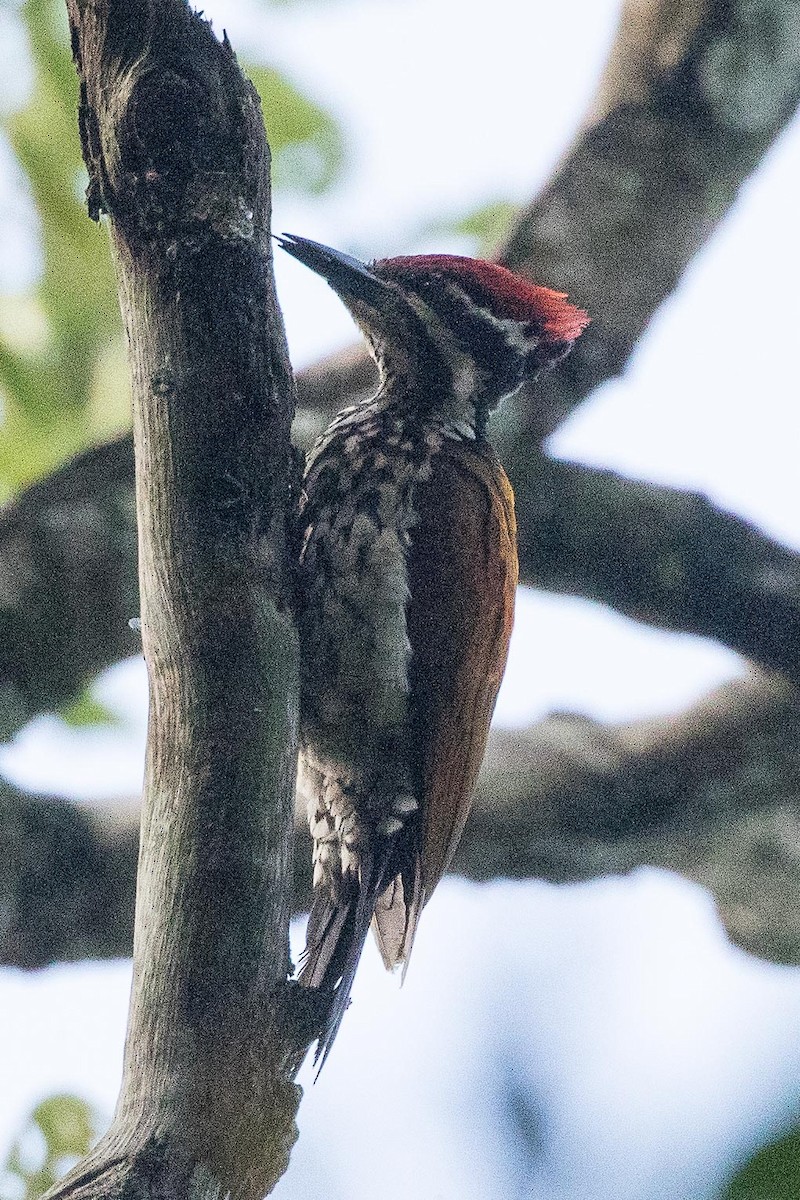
[298,401,449,758]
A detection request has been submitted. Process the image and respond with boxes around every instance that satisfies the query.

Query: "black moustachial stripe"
[379,268,528,402]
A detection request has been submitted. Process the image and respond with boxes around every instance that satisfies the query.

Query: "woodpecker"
[278,233,589,1064]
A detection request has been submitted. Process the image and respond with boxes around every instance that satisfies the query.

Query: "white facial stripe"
[447,282,541,354]
[405,280,541,378]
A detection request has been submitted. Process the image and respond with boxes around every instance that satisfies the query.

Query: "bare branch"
[5,435,800,759]
[47,3,304,1198]
[4,0,798,738]
[7,673,800,970]
[515,455,800,683]
[495,0,800,441]
[291,0,800,447]
[460,671,800,964]
[0,779,136,967]
[2,1,797,1060]
[0,437,138,738]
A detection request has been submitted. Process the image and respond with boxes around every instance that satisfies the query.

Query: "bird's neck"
[373,354,483,443]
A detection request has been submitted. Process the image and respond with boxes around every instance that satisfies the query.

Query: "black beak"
[275,233,393,308]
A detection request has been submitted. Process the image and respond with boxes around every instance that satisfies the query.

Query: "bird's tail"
[298,853,388,1072]
[371,856,423,979]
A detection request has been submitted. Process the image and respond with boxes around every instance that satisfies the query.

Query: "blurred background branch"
[0,0,796,955]
[1,0,800,974]
[5,670,800,971]
[3,1,800,1196]
[2,0,800,978]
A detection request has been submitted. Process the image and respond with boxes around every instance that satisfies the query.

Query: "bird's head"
[277,234,589,435]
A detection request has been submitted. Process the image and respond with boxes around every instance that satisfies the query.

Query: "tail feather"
[299,897,354,989]
[298,854,387,1071]
[371,856,423,977]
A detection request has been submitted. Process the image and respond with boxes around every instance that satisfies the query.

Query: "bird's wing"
[371,439,517,967]
[410,439,518,896]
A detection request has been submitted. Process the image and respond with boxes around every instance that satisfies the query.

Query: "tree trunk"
[46,3,308,1196]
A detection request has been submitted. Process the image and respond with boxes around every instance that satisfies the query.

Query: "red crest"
[376,254,590,343]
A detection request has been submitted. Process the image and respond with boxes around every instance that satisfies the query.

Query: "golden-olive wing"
[372,440,517,968]
[407,439,518,902]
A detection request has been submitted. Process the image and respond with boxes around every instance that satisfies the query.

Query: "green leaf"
[0,0,122,492]
[1,1094,96,1200]
[423,199,519,258]
[246,64,345,194]
[722,1126,800,1199]
[59,687,119,728]
[0,2,345,494]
